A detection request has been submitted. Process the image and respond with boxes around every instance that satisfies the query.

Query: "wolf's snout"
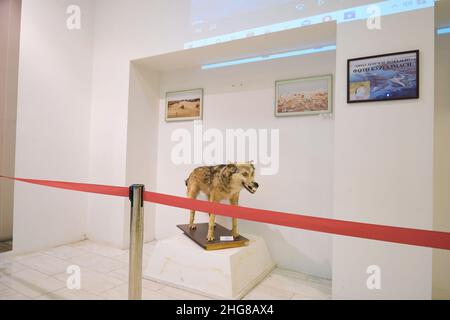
[243,181,259,194]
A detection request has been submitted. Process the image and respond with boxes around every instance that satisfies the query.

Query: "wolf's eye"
[242,172,249,177]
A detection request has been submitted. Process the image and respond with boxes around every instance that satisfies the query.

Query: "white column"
[332,8,435,299]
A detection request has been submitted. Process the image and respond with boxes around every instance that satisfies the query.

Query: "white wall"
[0,0,20,241]
[125,65,160,243]
[86,0,176,248]
[85,0,240,248]
[332,9,435,299]
[152,52,335,278]
[13,0,94,252]
[11,0,201,250]
[433,33,450,300]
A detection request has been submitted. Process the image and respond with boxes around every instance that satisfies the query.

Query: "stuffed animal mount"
[183,162,259,245]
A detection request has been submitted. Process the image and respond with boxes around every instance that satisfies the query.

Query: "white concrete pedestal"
[144,234,275,300]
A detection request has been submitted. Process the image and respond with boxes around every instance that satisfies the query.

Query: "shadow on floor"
[0,240,12,253]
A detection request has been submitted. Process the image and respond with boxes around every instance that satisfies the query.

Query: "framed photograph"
[165,88,203,122]
[275,75,333,117]
[347,50,419,103]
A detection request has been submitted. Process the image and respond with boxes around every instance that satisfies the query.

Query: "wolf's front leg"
[207,214,216,242]
[232,218,239,238]
[230,193,239,238]
[207,194,218,242]
[189,210,196,230]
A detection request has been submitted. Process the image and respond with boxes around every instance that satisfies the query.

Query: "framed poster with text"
[347,50,419,103]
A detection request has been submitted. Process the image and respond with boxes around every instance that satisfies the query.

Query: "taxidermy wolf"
[185,162,259,242]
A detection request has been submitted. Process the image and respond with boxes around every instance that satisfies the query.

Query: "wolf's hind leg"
[187,185,200,230]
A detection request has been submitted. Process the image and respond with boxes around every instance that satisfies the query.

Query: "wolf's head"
[223,162,259,194]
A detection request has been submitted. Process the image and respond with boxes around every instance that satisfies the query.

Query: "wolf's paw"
[206,233,215,242]
[189,224,197,230]
[232,232,239,239]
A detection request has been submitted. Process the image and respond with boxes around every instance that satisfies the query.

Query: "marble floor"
[0,240,331,300]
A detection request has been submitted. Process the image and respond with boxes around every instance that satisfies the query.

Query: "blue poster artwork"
[348,51,419,103]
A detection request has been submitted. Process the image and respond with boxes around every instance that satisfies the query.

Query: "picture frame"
[165,88,203,122]
[275,75,333,117]
[347,50,419,103]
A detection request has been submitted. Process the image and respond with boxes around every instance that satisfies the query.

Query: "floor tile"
[142,278,164,291]
[107,267,128,282]
[272,268,331,286]
[1,240,332,301]
[158,285,212,300]
[69,240,126,258]
[291,293,330,300]
[0,282,8,291]
[0,287,29,300]
[100,283,172,300]
[143,242,157,256]
[112,251,149,270]
[10,252,42,261]
[44,245,87,260]
[262,272,331,299]
[113,252,130,264]
[105,270,164,291]
[0,257,28,276]
[0,269,66,298]
[16,253,71,276]
[37,288,103,300]
[53,268,124,295]
[68,253,127,274]
[243,284,294,300]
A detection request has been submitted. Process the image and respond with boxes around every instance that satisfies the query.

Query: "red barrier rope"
[0,176,129,197]
[2,175,450,250]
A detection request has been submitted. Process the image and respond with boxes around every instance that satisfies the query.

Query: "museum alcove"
[126,22,337,281]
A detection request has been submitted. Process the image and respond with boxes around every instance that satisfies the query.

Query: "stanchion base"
[177,223,249,251]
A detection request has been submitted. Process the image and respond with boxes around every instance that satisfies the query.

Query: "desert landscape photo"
[167,98,201,118]
[276,77,330,115]
[166,89,202,120]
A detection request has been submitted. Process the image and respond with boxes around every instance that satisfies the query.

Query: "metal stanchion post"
[128,184,145,300]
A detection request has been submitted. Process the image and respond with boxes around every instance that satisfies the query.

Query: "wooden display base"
[177,223,249,251]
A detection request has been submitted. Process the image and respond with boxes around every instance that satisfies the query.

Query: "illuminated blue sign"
[202,45,337,70]
[437,27,450,35]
